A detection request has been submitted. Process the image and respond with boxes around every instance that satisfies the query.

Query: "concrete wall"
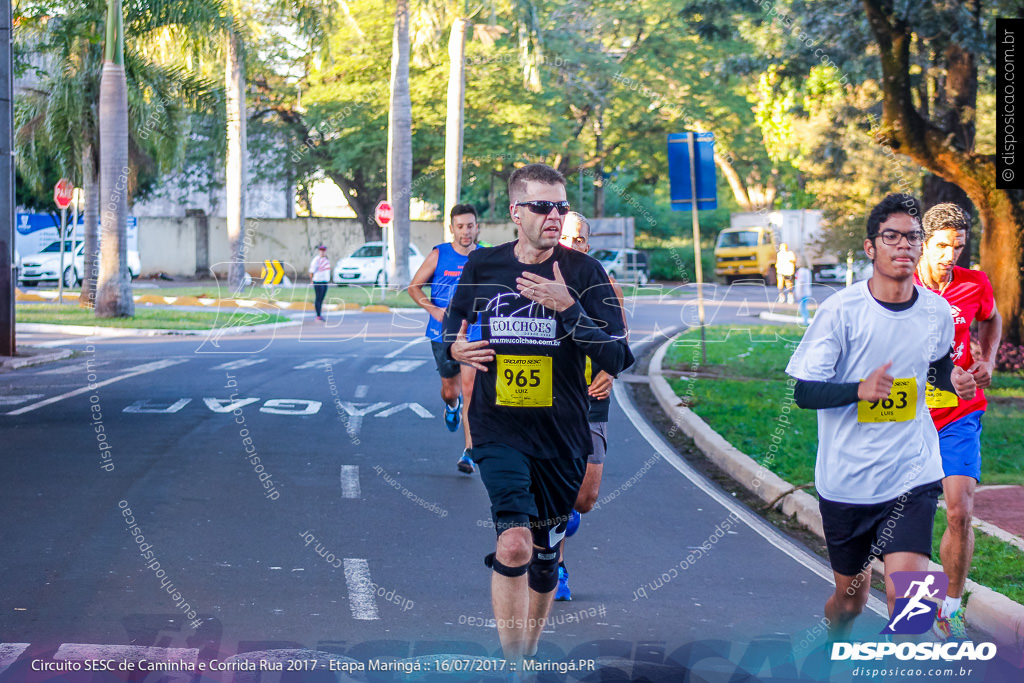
[137,216,518,278]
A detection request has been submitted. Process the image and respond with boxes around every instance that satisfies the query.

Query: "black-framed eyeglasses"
[514,200,571,216]
[878,229,925,246]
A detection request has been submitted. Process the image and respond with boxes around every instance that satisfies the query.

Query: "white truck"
[713,209,833,284]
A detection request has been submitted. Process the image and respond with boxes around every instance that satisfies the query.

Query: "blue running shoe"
[554,564,571,601]
[444,395,462,432]
[565,509,581,538]
[457,448,475,474]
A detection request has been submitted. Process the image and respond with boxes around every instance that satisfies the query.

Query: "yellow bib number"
[925,383,959,409]
[857,378,917,423]
[496,355,552,407]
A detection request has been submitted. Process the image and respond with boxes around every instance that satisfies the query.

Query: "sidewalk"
[647,331,1024,658]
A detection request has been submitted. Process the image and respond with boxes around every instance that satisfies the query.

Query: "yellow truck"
[714,210,829,284]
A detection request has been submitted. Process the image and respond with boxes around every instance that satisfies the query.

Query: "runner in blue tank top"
[410,204,482,473]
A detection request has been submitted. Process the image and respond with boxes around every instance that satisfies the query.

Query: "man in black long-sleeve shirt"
[443,163,633,667]
[786,194,975,639]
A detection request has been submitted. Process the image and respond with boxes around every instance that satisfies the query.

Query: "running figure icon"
[887,575,939,629]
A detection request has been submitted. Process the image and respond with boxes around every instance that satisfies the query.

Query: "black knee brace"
[527,545,560,593]
[484,553,528,577]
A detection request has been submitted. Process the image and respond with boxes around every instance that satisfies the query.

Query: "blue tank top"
[426,243,480,341]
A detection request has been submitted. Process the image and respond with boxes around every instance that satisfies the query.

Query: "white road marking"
[354,384,369,398]
[343,558,380,620]
[6,359,189,416]
[369,359,427,373]
[612,380,889,618]
[54,643,199,664]
[35,361,106,375]
[385,336,428,358]
[123,398,193,414]
[293,358,344,370]
[212,358,268,371]
[0,644,29,676]
[374,402,433,418]
[203,397,261,413]
[338,401,389,437]
[260,399,322,415]
[0,395,43,406]
[341,465,361,498]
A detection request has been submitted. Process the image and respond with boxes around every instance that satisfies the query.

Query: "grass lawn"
[16,303,290,330]
[664,324,1024,600]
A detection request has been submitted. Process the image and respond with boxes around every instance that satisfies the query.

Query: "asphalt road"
[1,285,1019,682]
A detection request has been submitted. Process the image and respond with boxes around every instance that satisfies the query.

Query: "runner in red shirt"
[915,203,1003,640]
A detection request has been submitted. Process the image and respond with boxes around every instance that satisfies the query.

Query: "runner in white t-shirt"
[786,193,976,639]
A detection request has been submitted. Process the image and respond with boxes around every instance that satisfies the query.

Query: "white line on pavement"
[612,380,889,618]
[5,359,190,416]
[385,336,428,358]
[212,358,269,371]
[369,359,427,373]
[0,395,43,406]
[354,385,369,398]
[343,558,380,620]
[0,644,29,676]
[374,402,433,418]
[35,361,107,375]
[341,465,361,498]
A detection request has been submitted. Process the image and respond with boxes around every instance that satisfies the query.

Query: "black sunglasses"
[514,200,571,216]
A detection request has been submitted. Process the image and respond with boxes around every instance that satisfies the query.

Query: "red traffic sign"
[374,201,394,227]
[54,178,75,210]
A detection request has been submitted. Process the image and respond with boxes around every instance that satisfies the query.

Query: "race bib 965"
[495,355,552,407]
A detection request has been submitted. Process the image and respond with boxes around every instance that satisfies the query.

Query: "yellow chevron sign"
[262,260,285,285]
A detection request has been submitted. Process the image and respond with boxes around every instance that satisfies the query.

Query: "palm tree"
[387,0,412,289]
[225,7,246,293]
[15,1,230,312]
[94,0,132,317]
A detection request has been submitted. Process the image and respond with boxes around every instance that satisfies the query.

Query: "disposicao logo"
[830,571,998,663]
[882,571,948,635]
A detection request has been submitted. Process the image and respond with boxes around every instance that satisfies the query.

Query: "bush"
[644,245,716,283]
[996,341,1024,374]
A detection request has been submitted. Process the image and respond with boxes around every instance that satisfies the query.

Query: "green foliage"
[14,0,226,205]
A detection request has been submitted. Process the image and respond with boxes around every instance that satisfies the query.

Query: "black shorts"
[818,481,942,577]
[430,340,461,379]
[472,442,586,548]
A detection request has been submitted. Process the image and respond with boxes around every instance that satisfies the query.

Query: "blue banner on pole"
[668,132,717,211]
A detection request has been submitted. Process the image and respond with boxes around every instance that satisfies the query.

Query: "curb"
[16,320,301,338]
[648,332,1024,651]
[17,290,383,313]
[0,347,74,369]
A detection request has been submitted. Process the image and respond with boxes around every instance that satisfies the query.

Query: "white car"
[815,261,873,284]
[333,241,425,286]
[19,240,141,287]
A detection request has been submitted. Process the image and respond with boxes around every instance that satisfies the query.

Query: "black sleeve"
[562,265,634,376]
[928,351,957,393]
[794,379,861,409]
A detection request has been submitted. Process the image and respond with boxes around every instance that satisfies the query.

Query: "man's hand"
[588,370,614,400]
[968,359,995,390]
[516,261,575,312]
[450,320,494,372]
[429,305,446,323]
[952,365,977,401]
[858,361,894,401]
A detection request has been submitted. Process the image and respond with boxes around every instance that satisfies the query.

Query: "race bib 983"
[857,377,917,423]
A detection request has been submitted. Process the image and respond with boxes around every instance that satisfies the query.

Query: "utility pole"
[0,0,15,357]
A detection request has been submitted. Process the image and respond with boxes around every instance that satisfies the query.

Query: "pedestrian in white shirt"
[309,244,331,321]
